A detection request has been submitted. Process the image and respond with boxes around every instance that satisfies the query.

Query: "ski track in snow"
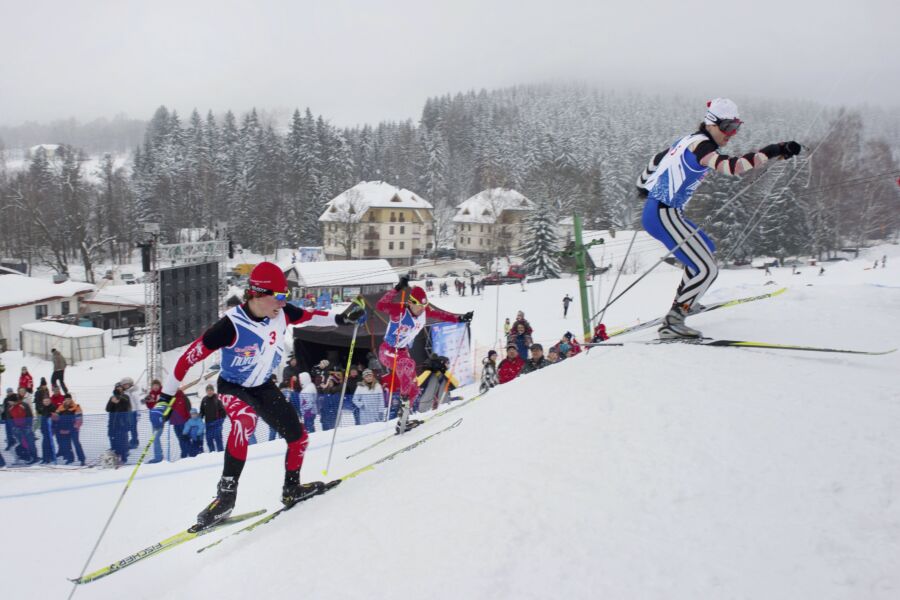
[1,245,899,599]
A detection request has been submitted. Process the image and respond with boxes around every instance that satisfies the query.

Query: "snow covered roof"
[452,188,535,224]
[319,182,433,222]
[20,321,106,338]
[290,260,398,288]
[83,284,147,307]
[0,274,95,309]
[29,144,61,155]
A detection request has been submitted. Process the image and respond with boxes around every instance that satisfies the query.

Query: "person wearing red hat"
[154,261,366,528]
[637,98,802,338]
[376,276,472,433]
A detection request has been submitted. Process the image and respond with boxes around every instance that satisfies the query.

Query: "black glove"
[780,141,802,159]
[458,311,474,323]
[394,276,410,292]
[337,301,367,325]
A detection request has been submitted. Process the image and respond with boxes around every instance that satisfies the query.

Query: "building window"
[399,213,406,222]
[400,225,405,234]
[368,241,374,249]
[389,225,395,235]
[390,211,396,222]
[35,304,49,319]
[389,242,394,250]
[61,301,71,315]
[352,242,357,249]
[399,241,405,249]
[480,225,483,232]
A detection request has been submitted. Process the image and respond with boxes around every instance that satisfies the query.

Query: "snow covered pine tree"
[521,203,561,279]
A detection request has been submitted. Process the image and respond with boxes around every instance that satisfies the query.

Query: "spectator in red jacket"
[169,389,192,458]
[49,385,65,408]
[19,367,33,394]
[497,345,525,384]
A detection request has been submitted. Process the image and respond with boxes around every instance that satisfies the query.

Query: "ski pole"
[322,308,362,477]
[67,401,175,600]
[596,229,638,326]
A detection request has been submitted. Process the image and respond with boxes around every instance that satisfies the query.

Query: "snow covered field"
[1,244,898,599]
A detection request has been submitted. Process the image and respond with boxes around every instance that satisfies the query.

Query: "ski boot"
[658,303,702,339]
[687,302,707,315]
[282,470,325,507]
[395,396,423,435]
[196,476,238,529]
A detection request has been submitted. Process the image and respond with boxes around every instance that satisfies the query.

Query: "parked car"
[445,270,459,277]
[121,273,137,284]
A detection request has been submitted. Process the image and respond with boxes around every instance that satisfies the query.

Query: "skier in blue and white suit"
[637,98,802,338]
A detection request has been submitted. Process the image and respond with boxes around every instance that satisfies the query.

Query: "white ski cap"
[704,98,740,124]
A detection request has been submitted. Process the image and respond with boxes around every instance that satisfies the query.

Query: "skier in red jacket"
[376,276,471,433]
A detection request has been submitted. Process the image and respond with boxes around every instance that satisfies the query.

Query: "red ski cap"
[248,262,288,293]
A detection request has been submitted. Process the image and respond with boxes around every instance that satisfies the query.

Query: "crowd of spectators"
[0,355,86,466]
[481,310,596,394]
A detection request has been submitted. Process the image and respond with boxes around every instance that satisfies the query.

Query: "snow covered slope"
[1,246,899,599]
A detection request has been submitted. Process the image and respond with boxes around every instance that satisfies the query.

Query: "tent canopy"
[290,291,459,373]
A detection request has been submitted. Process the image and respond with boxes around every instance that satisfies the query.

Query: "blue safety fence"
[0,392,419,469]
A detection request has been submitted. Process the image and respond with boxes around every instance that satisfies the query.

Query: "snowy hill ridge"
[4,266,900,599]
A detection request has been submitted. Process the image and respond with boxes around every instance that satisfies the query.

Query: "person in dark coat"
[106,384,132,464]
[521,343,552,375]
[50,348,69,393]
[3,387,18,451]
[199,384,227,452]
[168,389,192,458]
[36,394,57,463]
[507,322,534,360]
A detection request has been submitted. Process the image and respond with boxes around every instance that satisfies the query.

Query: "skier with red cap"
[376,276,472,433]
[153,261,366,528]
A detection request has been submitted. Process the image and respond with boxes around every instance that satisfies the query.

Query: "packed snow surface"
[1,245,898,599]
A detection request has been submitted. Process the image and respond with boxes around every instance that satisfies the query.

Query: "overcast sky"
[0,0,897,127]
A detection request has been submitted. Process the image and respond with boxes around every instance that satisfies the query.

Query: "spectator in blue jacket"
[182,408,206,457]
[53,394,85,465]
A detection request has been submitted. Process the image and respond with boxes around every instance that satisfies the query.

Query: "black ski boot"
[196,476,238,529]
[282,470,324,507]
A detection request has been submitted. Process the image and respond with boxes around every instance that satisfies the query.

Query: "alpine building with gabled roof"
[452,188,536,259]
[319,181,436,266]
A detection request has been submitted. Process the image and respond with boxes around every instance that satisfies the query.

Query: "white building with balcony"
[319,182,436,267]
[452,188,536,260]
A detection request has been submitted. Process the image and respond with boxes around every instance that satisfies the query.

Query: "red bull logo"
[233,344,259,358]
